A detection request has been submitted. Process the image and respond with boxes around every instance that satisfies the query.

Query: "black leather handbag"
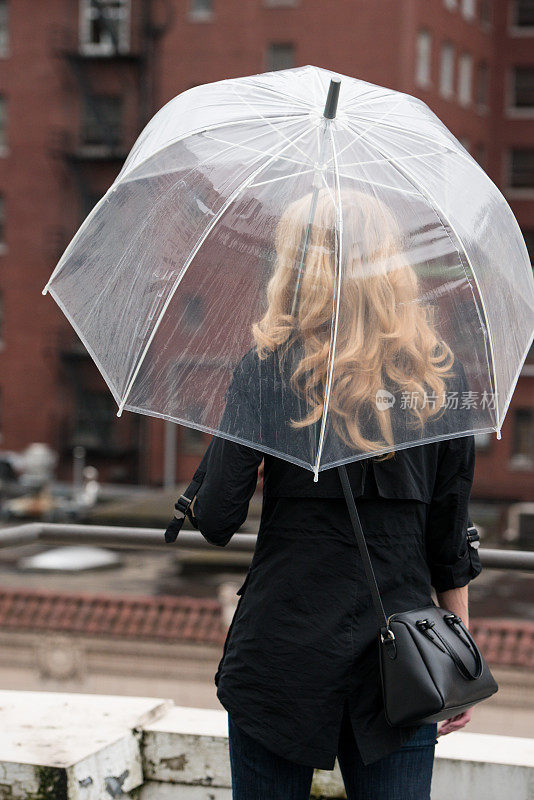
[337,464,498,727]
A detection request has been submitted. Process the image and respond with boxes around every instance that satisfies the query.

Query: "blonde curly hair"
[252,187,456,459]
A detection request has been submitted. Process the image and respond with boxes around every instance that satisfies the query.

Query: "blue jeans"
[228,702,437,800]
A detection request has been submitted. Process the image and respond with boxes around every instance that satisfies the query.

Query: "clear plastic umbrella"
[43,65,534,479]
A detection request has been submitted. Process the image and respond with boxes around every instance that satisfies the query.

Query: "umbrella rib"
[336,172,419,195]
[229,82,313,163]
[76,124,301,331]
[350,89,406,109]
[348,86,394,106]
[202,133,312,168]
[313,128,344,480]
[339,147,458,169]
[324,98,406,166]
[241,76,314,111]
[342,119,501,435]
[117,124,314,416]
[249,168,315,188]
[345,116,478,170]
[115,112,311,184]
[42,113,310,295]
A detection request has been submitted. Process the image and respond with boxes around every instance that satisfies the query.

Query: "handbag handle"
[416,616,483,680]
[444,615,484,679]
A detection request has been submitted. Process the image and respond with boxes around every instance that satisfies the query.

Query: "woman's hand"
[434,584,473,736]
[436,708,473,736]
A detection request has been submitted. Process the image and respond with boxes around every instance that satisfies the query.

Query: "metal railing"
[0,522,533,570]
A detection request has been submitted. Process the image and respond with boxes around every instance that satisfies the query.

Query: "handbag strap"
[337,463,393,641]
[164,472,205,543]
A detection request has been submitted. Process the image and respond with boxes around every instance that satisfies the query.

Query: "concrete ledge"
[143,705,534,800]
[432,731,534,800]
[0,692,532,799]
[0,690,172,799]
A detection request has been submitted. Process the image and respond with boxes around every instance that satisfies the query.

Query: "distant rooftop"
[0,587,532,667]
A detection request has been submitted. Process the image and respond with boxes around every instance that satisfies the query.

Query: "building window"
[476,61,489,107]
[443,0,457,9]
[461,0,476,19]
[440,42,455,98]
[511,408,534,468]
[514,0,534,26]
[79,0,130,54]
[81,94,123,147]
[189,0,214,18]
[415,29,432,88]
[190,0,213,10]
[458,53,473,105]
[521,228,534,262]
[0,95,6,150]
[266,43,295,71]
[264,0,298,5]
[512,66,534,107]
[73,390,116,451]
[0,289,3,343]
[0,0,8,57]
[480,0,493,25]
[510,149,534,188]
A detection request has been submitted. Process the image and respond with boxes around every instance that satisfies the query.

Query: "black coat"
[185,348,483,770]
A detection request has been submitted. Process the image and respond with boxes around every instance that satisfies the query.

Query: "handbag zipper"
[386,603,436,625]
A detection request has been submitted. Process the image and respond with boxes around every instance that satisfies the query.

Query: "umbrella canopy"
[43,65,534,478]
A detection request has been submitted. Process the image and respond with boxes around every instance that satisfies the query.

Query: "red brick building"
[0,0,532,500]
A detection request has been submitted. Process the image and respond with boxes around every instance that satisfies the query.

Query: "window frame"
[461,0,476,21]
[509,0,534,35]
[188,0,214,21]
[508,148,534,191]
[0,0,8,58]
[510,407,534,470]
[80,93,124,148]
[79,0,131,55]
[415,28,432,88]
[475,60,489,110]
[458,52,473,106]
[508,66,534,118]
[440,41,456,99]
[265,42,296,72]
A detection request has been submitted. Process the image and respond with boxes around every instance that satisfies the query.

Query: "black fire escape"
[48,0,172,482]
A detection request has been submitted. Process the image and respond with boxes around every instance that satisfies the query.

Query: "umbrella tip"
[41,287,48,296]
[323,78,341,120]
[496,427,501,440]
